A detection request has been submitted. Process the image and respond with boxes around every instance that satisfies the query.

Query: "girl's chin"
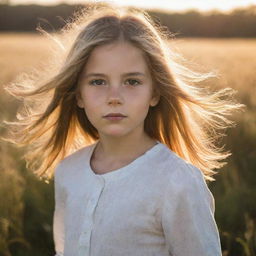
[99,128,131,138]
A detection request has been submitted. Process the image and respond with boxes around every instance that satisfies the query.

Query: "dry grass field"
[172,38,256,107]
[0,33,255,256]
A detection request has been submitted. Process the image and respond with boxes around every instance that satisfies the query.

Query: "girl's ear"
[150,92,160,107]
[76,91,84,108]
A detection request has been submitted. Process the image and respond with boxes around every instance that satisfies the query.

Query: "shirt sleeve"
[161,164,222,256]
[53,163,66,256]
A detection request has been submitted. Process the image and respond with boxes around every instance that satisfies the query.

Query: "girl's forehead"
[83,41,150,75]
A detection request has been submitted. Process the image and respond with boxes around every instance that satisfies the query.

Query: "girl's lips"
[104,113,126,117]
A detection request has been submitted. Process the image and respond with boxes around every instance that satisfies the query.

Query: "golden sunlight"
[10,0,256,12]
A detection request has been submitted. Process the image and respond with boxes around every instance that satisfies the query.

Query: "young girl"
[2,3,244,256]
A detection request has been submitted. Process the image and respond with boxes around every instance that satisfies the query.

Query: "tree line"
[0,3,256,37]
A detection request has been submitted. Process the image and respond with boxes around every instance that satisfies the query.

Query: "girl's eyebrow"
[84,72,146,78]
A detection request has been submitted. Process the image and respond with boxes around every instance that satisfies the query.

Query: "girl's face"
[76,41,159,139]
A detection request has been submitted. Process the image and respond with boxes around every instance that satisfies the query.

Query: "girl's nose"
[108,98,122,106]
[107,86,123,106]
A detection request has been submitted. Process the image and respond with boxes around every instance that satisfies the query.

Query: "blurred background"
[0,0,255,255]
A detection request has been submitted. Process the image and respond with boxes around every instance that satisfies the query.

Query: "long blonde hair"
[2,3,244,182]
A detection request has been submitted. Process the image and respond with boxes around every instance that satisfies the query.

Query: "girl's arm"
[53,163,66,256]
[161,165,222,256]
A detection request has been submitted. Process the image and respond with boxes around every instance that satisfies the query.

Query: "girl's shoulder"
[158,144,213,209]
[156,143,208,193]
[157,143,201,176]
[54,142,96,179]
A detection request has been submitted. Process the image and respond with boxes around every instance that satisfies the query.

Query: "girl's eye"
[88,79,105,86]
[88,79,141,86]
[126,79,141,86]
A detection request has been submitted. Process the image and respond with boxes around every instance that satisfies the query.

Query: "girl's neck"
[93,134,158,164]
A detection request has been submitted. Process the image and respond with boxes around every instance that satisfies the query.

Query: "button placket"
[78,177,105,256]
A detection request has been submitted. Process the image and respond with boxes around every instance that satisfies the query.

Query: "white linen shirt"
[53,140,222,256]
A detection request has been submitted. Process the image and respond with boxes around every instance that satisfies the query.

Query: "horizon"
[8,0,256,13]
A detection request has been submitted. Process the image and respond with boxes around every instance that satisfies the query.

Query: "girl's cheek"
[83,91,105,107]
[88,90,107,101]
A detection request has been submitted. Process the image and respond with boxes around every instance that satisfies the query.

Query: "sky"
[10,0,256,12]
